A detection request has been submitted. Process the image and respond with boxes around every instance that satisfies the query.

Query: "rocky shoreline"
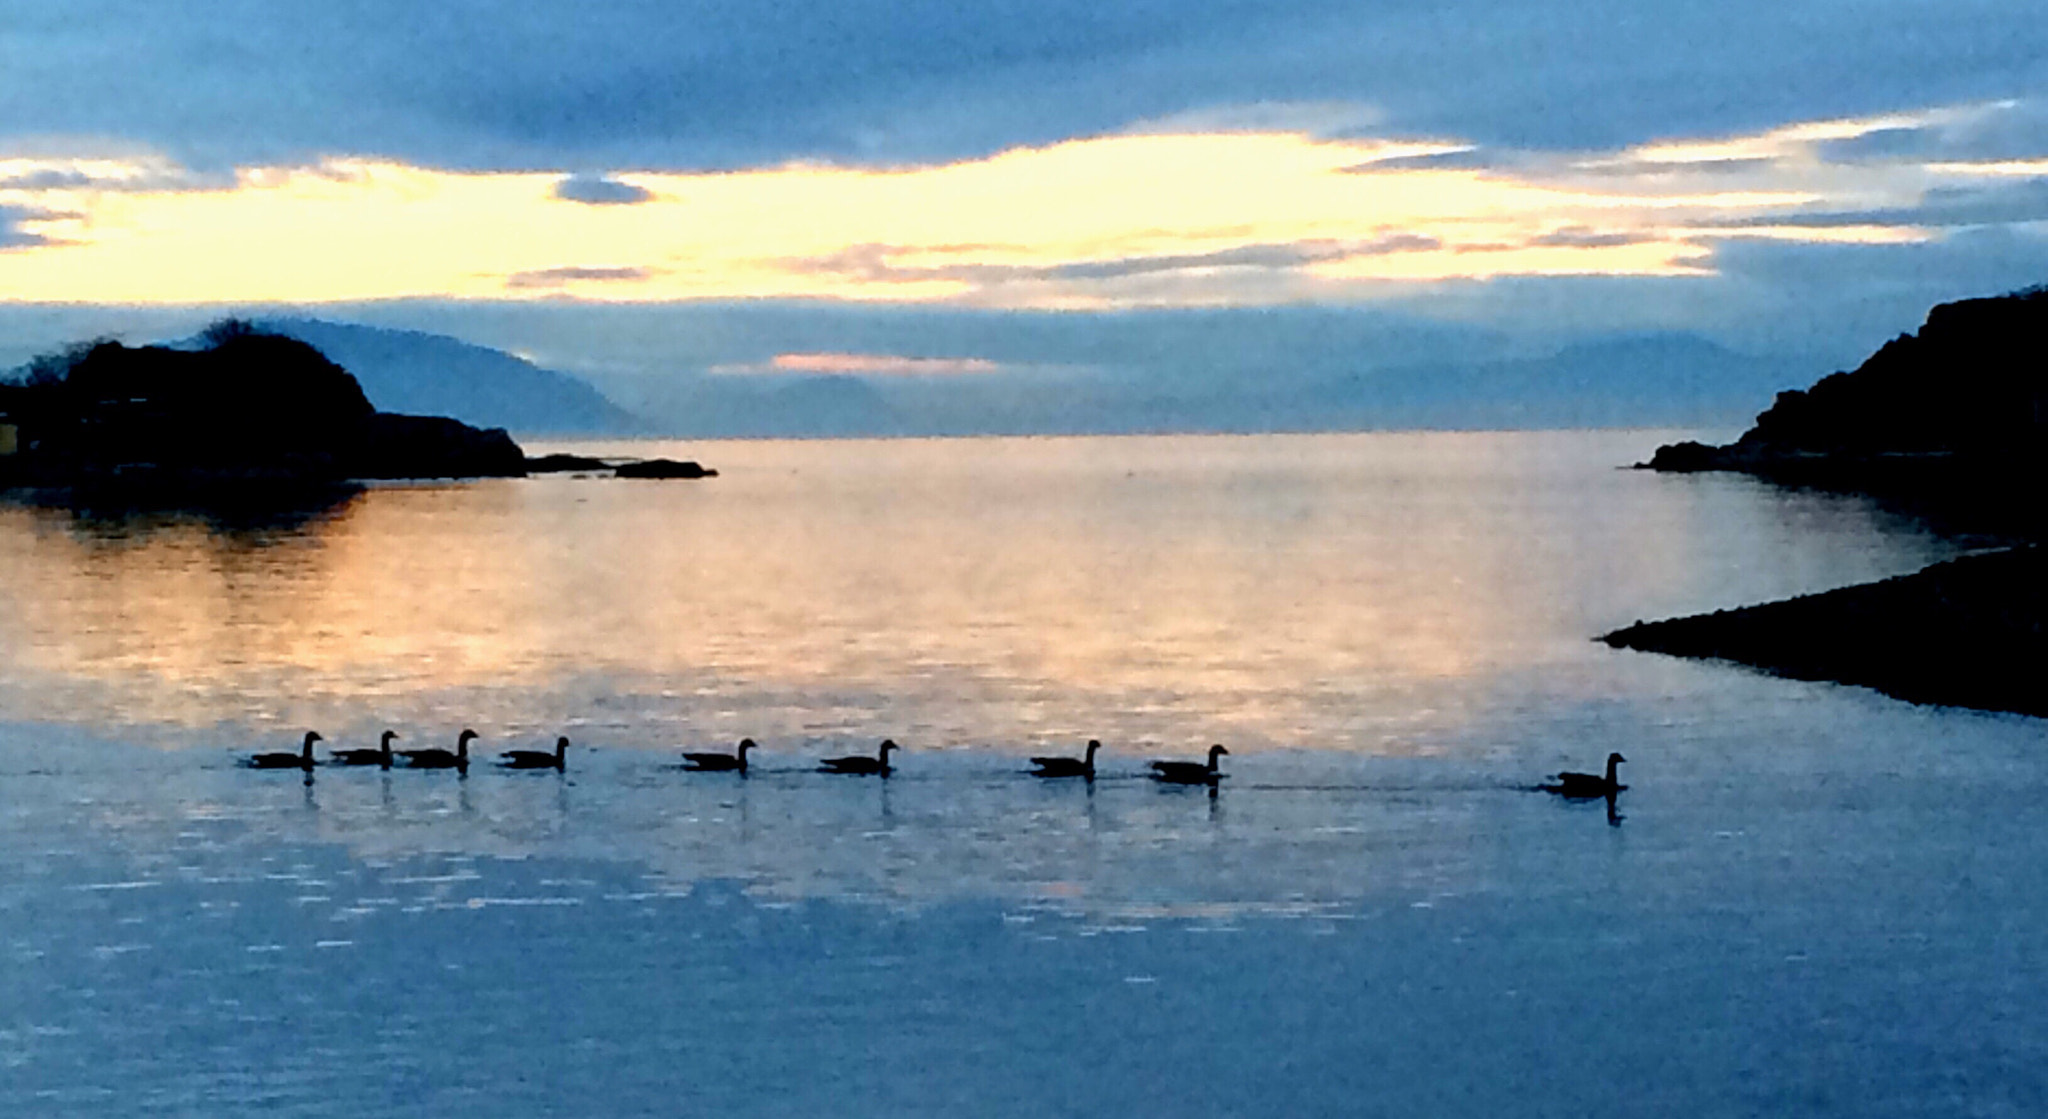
[1604,547,2046,717]
[525,452,718,479]
[1621,287,2045,717]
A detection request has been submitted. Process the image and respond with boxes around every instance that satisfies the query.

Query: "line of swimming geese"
[248,731,1631,801]
[249,732,1239,786]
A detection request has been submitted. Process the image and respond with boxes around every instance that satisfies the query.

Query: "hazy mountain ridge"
[257,318,643,436]
[623,330,1797,437]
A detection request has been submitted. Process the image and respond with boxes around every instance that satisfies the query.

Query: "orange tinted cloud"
[0,107,2010,308]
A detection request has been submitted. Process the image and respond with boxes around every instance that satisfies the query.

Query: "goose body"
[1539,753,1627,798]
[248,731,320,770]
[820,739,898,776]
[331,730,398,769]
[683,738,754,772]
[1150,744,1228,784]
[402,729,475,770]
[1030,739,1101,779]
[501,736,569,770]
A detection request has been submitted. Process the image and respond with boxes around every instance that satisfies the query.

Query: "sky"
[2,1,2046,400]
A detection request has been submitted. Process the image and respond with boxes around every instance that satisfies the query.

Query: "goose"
[683,738,755,772]
[501,736,569,771]
[1030,739,1102,779]
[1150,744,1228,785]
[248,731,320,770]
[401,728,475,771]
[1539,753,1627,798]
[330,730,398,769]
[819,739,898,776]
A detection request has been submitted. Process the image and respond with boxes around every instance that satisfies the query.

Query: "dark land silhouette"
[1622,286,2046,716]
[0,321,527,493]
[1645,286,2047,541]
[524,452,717,478]
[0,322,715,530]
[1606,548,2046,717]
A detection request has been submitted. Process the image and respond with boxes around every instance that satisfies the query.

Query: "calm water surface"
[2,432,2042,1116]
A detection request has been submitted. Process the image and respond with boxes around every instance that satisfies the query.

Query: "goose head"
[737,737,757,758]
[1207,744,1229,764]
[555,736,571,757]
[457,728,479,756]
[301,731,322,754]
[878,739,899,759]
[1084,739,1102,760]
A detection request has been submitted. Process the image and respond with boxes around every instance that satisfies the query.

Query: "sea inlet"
[2,431,2041,1117]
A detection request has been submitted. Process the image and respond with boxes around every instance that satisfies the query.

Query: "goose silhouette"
[1150,744,1228,785]
[401,729,475,771]
[1030,739,1101,779]
[248,731,320,771]
[820,739,898,776]
[684,738,755,772]
[1539,753,1627,798]
[330,730,398,769]
[501,736,569,770]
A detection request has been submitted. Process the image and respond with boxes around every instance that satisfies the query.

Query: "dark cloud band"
[2,1,2044,171]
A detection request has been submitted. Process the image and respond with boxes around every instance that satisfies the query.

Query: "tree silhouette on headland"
[0,319,526,490]
[1644,285,2047,540]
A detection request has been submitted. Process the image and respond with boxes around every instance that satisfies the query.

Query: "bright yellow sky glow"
[0,111,2025,308]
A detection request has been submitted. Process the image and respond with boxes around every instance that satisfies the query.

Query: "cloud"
[504,265,657,290]
[712,352,1003,376]
[1815,100,2048,164]
[0,150,231,196]
[1346,149,1493,173]
[0,203,65,249]
[1715,178,2048,231]
[1530,227,1654,249]
[2,1,2045,171]
[791,235,1443,287]
[552,173,653,205]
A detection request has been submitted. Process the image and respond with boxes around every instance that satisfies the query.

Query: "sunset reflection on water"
[0,432,1953,754]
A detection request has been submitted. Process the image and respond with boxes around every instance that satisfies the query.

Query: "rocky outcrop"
[1642,287,2047,540]
[524,452,613,473]
[355,413,525,479]
[524,453,718,478]
[1603,547,2047,717]
[613,458,717,479]
[1615,289,2047,715]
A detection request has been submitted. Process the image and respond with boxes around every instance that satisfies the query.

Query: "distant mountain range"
[257,318,642,436]
[623,330,1799,437]
[1279,333,1803,432]
[204,317,1796,440]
